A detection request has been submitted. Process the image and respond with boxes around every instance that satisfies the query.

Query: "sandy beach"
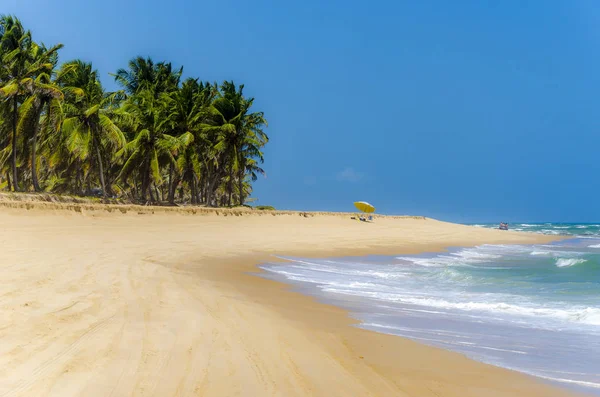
[0,203,583,396]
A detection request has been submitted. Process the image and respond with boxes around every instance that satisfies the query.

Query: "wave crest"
[556,258,587,268]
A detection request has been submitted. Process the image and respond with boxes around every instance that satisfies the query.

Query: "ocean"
[259,223,600,395]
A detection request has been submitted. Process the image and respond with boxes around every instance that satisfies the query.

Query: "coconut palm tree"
[0,15,35,190]
[0,15,30,190]
[113,56,182,97]
[200,82,241,206]
[0,15,64,191]
[201,81,268,206]
[235,101,267,206]
[161,78,217,203]
[113,57,187,201]
[0,14,270,204]
[17,43,65,191]
[59,60,125,197]
[117,88,178,202]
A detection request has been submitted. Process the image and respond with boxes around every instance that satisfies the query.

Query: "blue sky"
[4,0,600,222]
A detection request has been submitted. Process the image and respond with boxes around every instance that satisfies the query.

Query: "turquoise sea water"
[260,223,600,395]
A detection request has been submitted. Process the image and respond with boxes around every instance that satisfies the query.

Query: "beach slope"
[0,204,581,396]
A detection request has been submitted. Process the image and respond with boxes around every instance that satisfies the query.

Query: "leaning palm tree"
[0,15,30,190]
[0,15,64,191]
[200,82,243,206]
[17,43,65,191]
[201,81,268,206]
[0,16,33,190]
[59,60,125,197]
[235,101,268,206]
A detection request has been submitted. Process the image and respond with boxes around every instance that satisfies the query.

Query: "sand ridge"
[0,203,584,396]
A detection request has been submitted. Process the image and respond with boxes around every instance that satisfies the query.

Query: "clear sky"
[4,0,600,222]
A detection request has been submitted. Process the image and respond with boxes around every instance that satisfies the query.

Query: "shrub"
[255,205,275,211]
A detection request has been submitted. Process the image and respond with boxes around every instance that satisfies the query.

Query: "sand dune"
[0,203,581,396]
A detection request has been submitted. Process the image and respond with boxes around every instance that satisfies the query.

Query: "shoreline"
[0,203,586,396]
[247,247,595,396]
[210,254,587,397]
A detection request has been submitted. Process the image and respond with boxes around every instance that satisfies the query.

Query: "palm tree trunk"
[154,183,161,203]
[207,172,222,207]
[95,144,107,198]
[191,174,197,205]
[204,167,213,206]
[227,164,233,207]
[149,182,155,202]
[201,169,209,205]
[31,135,40,191]
[6,171,11,191]
[197,175,203,204]
[32,102,51,193]
[132,177,138,199]
[206,178,215,207]
[75,164,81,194]
[169,175,179,205]
[140,178,146,201]
[238,167,244,206]
[168,163,174,203]
[141,177,147,201]
[11,98,19,192]
[31,113,42,192]
[141,162,150,202]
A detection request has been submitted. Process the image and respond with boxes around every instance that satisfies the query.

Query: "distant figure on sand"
[353,201,376,223]
[499,222,508,230]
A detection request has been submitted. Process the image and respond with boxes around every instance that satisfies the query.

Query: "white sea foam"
[393,299,600,326]
[322,287,600,326]
[530,250,585,257]
[363,324,529,354]
[556,258,587,268]
[529,374,600,390]
[541,229,561,235]
[530,251,551,256]
[397,247,505,267]
[262,241,600,394]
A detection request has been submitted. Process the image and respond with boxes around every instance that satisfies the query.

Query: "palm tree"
[0,15,270,204]
[201,82,268,206]
[161,78,216,203]
[117,88,178,202]
[113,56,182,97]
[0,15,34,190]
[235,101,268,206]
[59,60,125,197]
[201,82,241,206]
[0,15,64,191]
[17,43,64,191]
[114,57,187,202]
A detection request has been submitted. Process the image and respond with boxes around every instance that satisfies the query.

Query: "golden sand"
[0,202,583,396]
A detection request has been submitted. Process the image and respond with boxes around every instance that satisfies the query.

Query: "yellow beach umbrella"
[354,201,375,213]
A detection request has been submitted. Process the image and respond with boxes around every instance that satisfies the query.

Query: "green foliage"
[0,15,269,205]
[255,205,275,211]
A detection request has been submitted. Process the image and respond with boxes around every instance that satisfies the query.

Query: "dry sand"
[0,203,583,396]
